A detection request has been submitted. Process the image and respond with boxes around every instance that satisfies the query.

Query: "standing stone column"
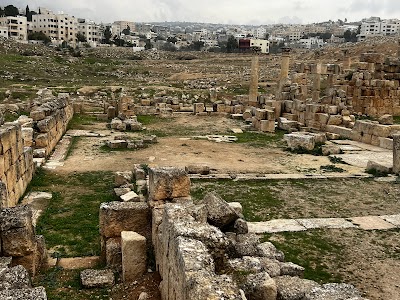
[248,55,260,107]
[393,134,400,174]
[312,73,321,102]
[342,49,351,70]
[279,48,291,80]
[327,74,335,88]
[121,231,147,283]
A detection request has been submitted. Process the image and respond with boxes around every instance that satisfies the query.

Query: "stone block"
[121,231,147,283]
[185,164,210,175]
[99,202,150,238]
[284,133,315,151]
[276,276,320,300]
[260,120,275,133]
[120,191,140,202]
[0,287,47,300]
[114,171,133,187]
[243,272,277,300]
[202,192,239,229]
[105,237,122,271]
[148,167,190,201]
[0,265,31,290]
[80,269,115,288]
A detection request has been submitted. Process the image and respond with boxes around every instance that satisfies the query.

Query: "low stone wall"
[0,123,34,208]
[30,95,74,156]
[0,205,47,276]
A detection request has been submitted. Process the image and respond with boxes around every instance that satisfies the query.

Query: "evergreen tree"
[4,5,19,17]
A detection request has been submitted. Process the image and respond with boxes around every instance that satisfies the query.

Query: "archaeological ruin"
[2,35,400,299]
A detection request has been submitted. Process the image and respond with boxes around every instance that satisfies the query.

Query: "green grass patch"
[65,136,81,159]
[67,114,102,130]
[3,111,29,122]
[393,116,400,124]
[29,170,118,257]
[235,130,286,148]
[287,142,324,156]
[191,179,282,221]
[33,267,110,300]
[263,231,344,283]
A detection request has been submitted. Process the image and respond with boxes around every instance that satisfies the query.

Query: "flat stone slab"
[332,140,388,152]
[22,192,52,205]
[380,214,400,227]
[297,218,356,230]
[350,216,396,230]
[67,130,107,137]
[58,256,101,269]
[231,128,243,134]
[339,145,363,151]
[332,151,392,168]
[81,269,115,288]
[248,219,306,234]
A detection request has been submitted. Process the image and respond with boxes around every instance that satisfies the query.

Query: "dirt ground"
[60,115,363,175]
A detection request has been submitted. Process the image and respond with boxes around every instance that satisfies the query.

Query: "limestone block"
[0,265,31,290]
[148,167,190,201]
[243,272,277,300]
[114,187,131,197]
[114,171,133,187]
[280,261,305,277]
[30,109,46,121]
[0,287,47,300]
[121,231,147,283]
[305,283,363,300]
[257,242,285,261]
[276,276,320,300]
[80,269,115,288]
[99,202,150,238]
[228,202,243,217]
[260,120,275,133]
[327,115,343,126]
[133,165,147,180]
[194,103,205,114]
[379,114,394,125]
[185,165,210,175]
[202,192,239,229]
[367,160,392,174]
[35,134,49,148]
[105,237,122,270]
[284,133,315,151]
[120,191,140,202]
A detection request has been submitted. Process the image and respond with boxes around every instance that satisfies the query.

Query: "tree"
[161,42,177,51]
[76,32,87,43]
[144,40,153,50]
[190,41,204,51]
[226,35,238,53]
[25,5,29,19]
[122,25,130,35]
[4,5,19,16]
[0,7,4,17]
[28,32,51,45]
[103,26,112,44]
[167,36,177,44]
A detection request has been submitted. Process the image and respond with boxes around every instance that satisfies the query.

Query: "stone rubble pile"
[105,134,157,150]
[99,166,367,299]
[0,258,47,299]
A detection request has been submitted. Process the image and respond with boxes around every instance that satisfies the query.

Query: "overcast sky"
[2,0,400,25]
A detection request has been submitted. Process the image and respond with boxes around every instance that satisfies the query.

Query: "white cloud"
[2,0,400,24]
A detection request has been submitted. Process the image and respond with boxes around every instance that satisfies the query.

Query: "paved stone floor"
[248,214,400,234]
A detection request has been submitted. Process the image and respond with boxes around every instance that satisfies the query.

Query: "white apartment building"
[111,21,135,38]
[381,19,400,35]
[77,18,100,46]
[31,8,78,45]
[0,26,8,38]
[255,27,267,39]
[0,16,28,41]
[250,39,270,54]
[298,37,324,49]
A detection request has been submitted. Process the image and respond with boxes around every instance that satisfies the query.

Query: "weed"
[263,231,344,283]
[67,114,102,130]
[329,156,348,164]
[235,130,286,148]
[320,165,345,173]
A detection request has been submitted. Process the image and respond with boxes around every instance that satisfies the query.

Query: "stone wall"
[30,95,74,156]
[0,123,34,208]
[0,205,47,277]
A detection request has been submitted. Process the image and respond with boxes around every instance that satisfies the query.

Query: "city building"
[77,18,101,46]
[239,38,270,54]
[0,16,28,41]
[0,26,8,38]
[298,37,324,49]
[31,7,78,45]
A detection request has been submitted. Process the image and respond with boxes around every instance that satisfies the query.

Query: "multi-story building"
[381,19,400,35]
[0,26,8,38]
[31,7,78,45]
[239,38,270,54]
[298,37,324,49]
[111,21,135,37]
[77,18,101,46]
[0,16,28,41]
[255,27,267,39]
